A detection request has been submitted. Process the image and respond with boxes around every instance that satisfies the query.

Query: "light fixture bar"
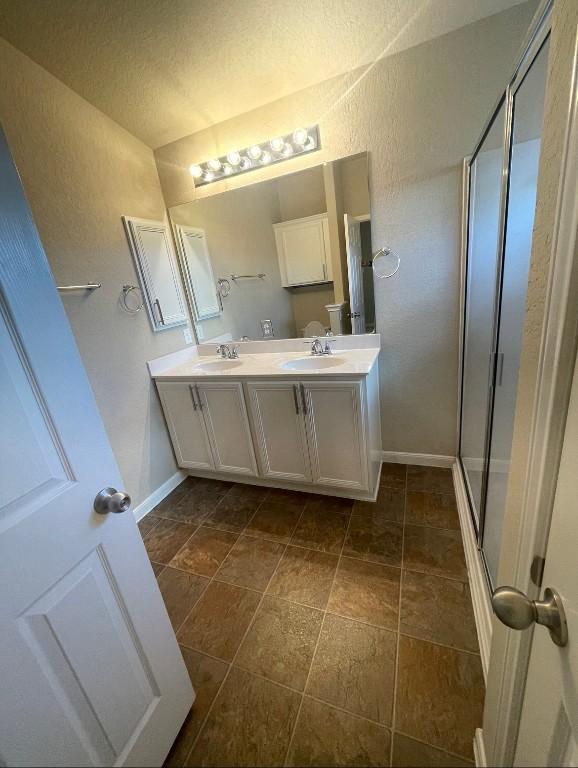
[189,126,321,187]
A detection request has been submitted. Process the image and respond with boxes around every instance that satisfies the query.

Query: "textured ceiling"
[0,0,528,148]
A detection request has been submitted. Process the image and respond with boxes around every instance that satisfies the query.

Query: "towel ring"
[121,284,144,313]
[372,247,400,279]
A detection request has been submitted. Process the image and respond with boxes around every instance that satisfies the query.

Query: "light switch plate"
[183,327,193,344]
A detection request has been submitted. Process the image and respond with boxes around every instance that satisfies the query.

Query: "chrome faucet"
[216,344,239,359]
[306,338,335,356]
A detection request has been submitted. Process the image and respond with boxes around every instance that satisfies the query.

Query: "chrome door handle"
[189,384,198,410]
[94,487,131,515]
[492,586,568,647]
[292,384,300,414]
[154,298,165,325]
[195,385,203,410]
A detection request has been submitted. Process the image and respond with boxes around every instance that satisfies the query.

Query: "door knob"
[491,586,568,647]
[94,487,131,515]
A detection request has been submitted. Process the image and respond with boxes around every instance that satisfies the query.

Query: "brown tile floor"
[139,465,485,767]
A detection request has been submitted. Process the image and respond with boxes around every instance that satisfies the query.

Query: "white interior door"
[0,129,193,767]
[513,352,578,766]
[344,214,365,334]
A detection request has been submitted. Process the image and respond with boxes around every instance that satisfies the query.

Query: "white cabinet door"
[156,381,214,471]
[274,214,332,287]
[175,225,221,321]
[246,380,312,482]
[197,381,258,476]
[0,129,192,767]
[123,216,188,331]
[302,380,368,490]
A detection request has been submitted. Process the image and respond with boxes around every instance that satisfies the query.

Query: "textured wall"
[156,4,537,455]
[0,37,188,507]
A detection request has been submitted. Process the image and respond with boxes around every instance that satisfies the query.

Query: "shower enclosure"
[459,8,550,588]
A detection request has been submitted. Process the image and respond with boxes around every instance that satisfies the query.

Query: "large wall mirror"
[169,152,374,341]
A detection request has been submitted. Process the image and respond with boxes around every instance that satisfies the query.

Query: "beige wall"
[156,4,537,454]
[0,37,187,507]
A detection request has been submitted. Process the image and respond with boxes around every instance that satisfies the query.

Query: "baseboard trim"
[474,728,487,768]
[452,461,492,680]
[132,470,187,522]
[381,451,455,468]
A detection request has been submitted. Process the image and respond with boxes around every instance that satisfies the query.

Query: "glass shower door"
[482,38,550,584]
[460,103,506,525]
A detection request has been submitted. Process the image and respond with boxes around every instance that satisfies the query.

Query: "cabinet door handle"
[300,384,308,414]
[154,298,165,325]
[189,384,198,411]
[293,384,300,414]
[195,385,203,410]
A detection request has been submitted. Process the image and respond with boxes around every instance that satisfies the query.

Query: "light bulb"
[223,163,233,175]
[282,143,294,157]
[248,145,262,160]
[207,158,222,171]
[270,137,284,152]
[227,151,241,166]
[304,136,316,151]
[292,127,308,146]
[240,156,252,170]
[189,164,203,179]
[261,151,272,165]
[203,170,214,182]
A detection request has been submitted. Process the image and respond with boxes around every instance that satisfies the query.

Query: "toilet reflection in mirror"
[169,152,375,341]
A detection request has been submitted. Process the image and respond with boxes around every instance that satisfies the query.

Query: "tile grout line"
[388,463,408,766]
[282,501,355,767]
[149,468,471,765]
[161,487,271,764]
[181,495,309,767]
[393,728,476,764]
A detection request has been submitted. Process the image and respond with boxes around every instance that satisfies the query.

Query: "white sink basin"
[194,359,243,372]
[281,356,345,371]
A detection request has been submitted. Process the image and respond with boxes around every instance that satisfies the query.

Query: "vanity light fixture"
[188,125,321,187]
[227,150,241,166]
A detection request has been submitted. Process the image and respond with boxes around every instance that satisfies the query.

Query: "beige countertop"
[152,347,379,380]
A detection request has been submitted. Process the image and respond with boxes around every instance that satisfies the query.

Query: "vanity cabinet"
[156,380,257,476]
[273,213,332,287]
[155,364,380,499]
[246,379,368,492]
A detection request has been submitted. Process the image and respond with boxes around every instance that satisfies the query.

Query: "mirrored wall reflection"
[483,36,550,584]
[460,102,506,525]
[169,153,374,342]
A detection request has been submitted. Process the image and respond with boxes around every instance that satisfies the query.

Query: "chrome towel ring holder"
[372,247,400,279]
[121,284,144,313]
